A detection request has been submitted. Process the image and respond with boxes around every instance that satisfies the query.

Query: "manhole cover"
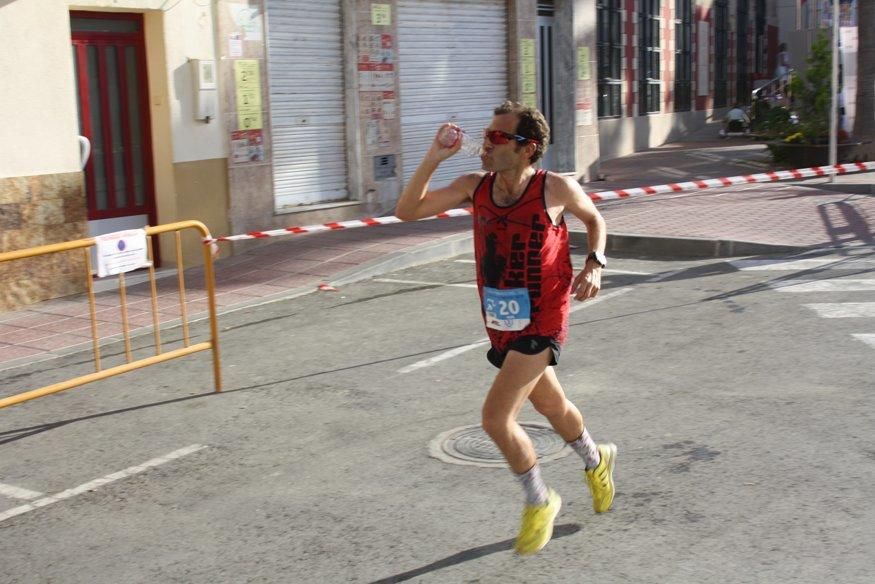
[429,422,571,468]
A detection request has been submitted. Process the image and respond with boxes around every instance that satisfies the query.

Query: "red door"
[71,12,156,234]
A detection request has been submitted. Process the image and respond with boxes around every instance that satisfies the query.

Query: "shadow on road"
[368,523,582,584]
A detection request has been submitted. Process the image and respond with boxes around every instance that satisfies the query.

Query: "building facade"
[1,0,772,310]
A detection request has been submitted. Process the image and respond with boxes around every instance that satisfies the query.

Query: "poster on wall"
[234,60,262,130]
[371,4,391,26]
[231,129,265,164]
[229,4,263,41]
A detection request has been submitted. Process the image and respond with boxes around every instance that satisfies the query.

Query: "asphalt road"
[1,245,874,583]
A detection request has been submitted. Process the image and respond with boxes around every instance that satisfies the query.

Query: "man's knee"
[481,408,513,439]
[530,394,567,419]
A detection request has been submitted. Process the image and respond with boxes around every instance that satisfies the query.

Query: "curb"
[569,231,809,258]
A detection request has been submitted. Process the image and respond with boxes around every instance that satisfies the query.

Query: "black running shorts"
[486,336,561,369]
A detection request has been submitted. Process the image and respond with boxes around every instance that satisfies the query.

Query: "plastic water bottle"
[438,125,482,157]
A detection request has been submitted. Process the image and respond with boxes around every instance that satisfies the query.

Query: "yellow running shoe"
[514,488,561,556]
[585,443,617,513]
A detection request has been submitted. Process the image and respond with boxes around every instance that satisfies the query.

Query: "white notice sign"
[95,229,150,278]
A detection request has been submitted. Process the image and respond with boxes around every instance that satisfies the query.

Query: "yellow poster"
[522,93,537,109]
[577,47,591,81]
[520,38,535,59]
[234,60,262,130]
[372,3,391,26]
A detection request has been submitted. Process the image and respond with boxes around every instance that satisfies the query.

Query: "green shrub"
[788,32,831,144]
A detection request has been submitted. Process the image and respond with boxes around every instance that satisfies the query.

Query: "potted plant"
[767,32,864,167]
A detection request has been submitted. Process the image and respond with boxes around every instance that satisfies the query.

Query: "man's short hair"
[493,100,550,164]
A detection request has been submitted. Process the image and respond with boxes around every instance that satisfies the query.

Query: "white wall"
[72,0,225,163]
[597,110,715,161]
[0,0,80,178]
[0,0,224,180]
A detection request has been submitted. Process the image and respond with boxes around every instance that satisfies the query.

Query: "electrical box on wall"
[190,59,217,122]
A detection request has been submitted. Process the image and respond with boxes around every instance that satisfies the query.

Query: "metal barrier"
[0,220,221,409]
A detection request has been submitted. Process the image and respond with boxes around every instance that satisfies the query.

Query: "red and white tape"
[588,160,875,202]
[206,161,875,243]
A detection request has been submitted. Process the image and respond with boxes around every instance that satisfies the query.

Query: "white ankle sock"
[569,428,601,470]
[516,463,549,506]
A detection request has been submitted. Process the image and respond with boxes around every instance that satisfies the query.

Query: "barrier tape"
[206,161,875,244]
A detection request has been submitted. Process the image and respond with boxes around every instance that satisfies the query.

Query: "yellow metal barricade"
[0,220,221,409]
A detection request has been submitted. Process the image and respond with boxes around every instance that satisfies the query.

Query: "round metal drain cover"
[429,422,571,468]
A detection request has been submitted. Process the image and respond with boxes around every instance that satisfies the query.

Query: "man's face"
[480,113,532,172]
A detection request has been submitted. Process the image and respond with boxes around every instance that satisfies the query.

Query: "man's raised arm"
[395,123,478,221]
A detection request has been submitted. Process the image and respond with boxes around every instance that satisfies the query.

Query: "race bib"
[483,287,531,331]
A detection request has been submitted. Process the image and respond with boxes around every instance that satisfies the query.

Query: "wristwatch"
[586,251,607,268]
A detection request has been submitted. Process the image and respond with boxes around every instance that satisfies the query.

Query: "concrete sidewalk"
[1,138,873,371]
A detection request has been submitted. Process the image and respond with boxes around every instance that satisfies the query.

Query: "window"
[674,0,692,112]
[755,0,766,74]
[597,0,623,118]
[639,0,661,114]
[714,0,729,108]
[737,0,750,104]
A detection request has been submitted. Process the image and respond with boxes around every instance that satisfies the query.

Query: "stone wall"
[0,173,89,312]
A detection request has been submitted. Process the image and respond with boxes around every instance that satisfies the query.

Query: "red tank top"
[472,170,573,352]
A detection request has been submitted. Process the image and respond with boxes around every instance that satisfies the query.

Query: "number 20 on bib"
[483,287,531,331]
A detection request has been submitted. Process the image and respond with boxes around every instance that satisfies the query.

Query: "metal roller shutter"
[397,0,508,187]
[266,1,348,208]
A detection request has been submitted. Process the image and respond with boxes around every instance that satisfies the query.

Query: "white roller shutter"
[266,1,348,208]
[397,0,508,187]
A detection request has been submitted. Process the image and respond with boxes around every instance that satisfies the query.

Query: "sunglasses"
[483,129,535,145]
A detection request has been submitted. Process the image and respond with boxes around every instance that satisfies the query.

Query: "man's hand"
[572,263,602,301]
[426,123,463,164]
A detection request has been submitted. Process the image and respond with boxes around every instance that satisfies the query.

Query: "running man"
[395,101,616,555]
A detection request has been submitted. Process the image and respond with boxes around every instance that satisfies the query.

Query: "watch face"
[592,251,607,267]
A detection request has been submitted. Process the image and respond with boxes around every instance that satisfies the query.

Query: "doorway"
[70,12,157,258]
[537,1,555,170]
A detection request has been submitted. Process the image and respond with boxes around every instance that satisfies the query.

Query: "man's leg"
[528,366,584,442]
[528,366,617,513]
[481,348,560,555]
[481,349,552,474]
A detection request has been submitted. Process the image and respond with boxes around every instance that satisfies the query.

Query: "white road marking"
[729,258,875,271]
[655,167,689,178]
[0,444,207,524]
[0,483,43,501]
[454,259,475,264]
[852,334,875,348]
[802,303,875,318]
[398,339,490,374]
[606,269,654,276]
[374,278,477,289]
[572,267,654,276]
[647,268,688,283]
[570,288,633,313]
[770,279,875,292]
